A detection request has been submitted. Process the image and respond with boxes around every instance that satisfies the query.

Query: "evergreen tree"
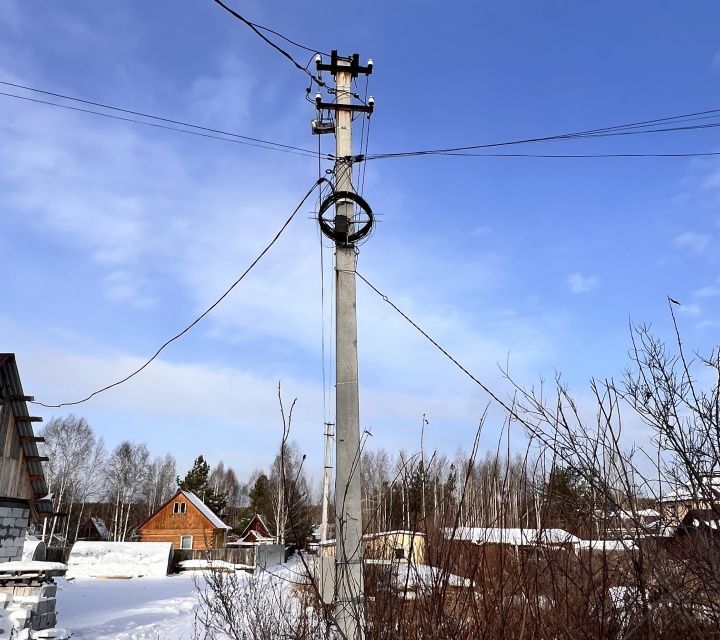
[177,455,227,515]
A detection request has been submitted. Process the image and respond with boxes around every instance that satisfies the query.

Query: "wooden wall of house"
[0,409,33,503]
[139,494,224,550]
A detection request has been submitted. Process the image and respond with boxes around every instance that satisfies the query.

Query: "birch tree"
[41,415,100,544]
[105,441,150,541]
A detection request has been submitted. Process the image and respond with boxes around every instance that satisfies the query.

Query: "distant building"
[0,354,52,562]
[138,489,230,550]
[658,473,720,524]
[320,530,427,564]
[232,513,275,547]
[78,516,110,541]
[444,527,580,551]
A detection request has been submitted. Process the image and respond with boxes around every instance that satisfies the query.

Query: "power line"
[210,0,326,87]
[374,151,720,159]
[33,178,329,409]
[0,82,328,158]
[249,21,330,57]
[365,107,720,160]
[355,271,513,410]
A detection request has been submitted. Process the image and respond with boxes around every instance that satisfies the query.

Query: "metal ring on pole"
[318,190,374,246]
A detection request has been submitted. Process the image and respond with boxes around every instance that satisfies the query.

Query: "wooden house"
[138,489,230,550]
[319,530,427,564]
[78,516,110,541]
[233,514,275,546]
[0,354,52,561]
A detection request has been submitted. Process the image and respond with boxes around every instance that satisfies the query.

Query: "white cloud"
[678,303,701,317]
[104,270,154,308]
[567,273,599,294]
[696,320,719,330]
[693,282,720,298]
[674,231,712,253]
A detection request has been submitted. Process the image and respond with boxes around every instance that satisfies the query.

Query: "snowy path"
[56,574,201,639]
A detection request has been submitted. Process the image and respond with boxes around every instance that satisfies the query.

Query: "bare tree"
[144,453,178,515]
[41,415,102,544]
[105,441,150,541]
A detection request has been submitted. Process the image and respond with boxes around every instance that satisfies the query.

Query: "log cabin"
[0,354,52,561]
[138,488,230,550]
[236,513,275,545]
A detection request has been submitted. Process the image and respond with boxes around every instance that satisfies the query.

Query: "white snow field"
[56,558,313,639]
[56,573,201,640]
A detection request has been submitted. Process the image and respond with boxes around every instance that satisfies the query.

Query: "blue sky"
[2,0,720,483]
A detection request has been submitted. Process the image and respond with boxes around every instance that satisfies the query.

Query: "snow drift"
[67,542,172,579]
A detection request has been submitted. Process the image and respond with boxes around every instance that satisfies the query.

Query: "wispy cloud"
[693,281,720,298]
[674,231,712,253]
[567,273,599,294]
[678,303,702,317]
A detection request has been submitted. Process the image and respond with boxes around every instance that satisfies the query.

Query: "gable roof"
[89,516,109,539]
[238,513,274,541]
[180,490,230,530]
[138,488,230,531]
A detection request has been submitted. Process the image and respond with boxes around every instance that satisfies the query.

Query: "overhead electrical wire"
[210,0,327,86]
[33,177,329,409]
[0,82,328,159]
[384,151,720,159]
[365,106,720,160]
[355,271,510,411]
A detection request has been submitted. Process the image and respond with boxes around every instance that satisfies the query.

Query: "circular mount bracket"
[318,190,374,246]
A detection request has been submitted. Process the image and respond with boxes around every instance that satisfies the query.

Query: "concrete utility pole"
[314,51,374,640]
[320,422,334,543]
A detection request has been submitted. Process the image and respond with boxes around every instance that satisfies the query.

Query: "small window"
[394,548,405,560]
[180,535,193,550]
[173,502,187,514]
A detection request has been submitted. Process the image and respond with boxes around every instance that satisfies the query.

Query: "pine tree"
[177,455,227,516]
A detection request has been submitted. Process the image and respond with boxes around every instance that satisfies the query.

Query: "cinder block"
[40,585,57,598]
[10,508,24,518]
[1,518,13,527]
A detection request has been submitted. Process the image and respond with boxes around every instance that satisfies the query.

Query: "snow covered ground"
[55,558,311,639]
[56,574,202,640]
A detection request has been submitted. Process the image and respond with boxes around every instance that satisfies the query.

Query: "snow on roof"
[181,490,231,530]
[576,539,637,552]
[67,542,172,579]
[237,513,273,541]
[616,508,660,520]
[444,527,581,546]
[90,516,109,539]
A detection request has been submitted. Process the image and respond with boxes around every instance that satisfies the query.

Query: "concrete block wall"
[0,506,29,562]
[0,581,61,634]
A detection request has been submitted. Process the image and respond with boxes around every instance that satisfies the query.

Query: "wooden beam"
[25,456,49,462]
[29,474,43,481]
[13,416,42,422]
[20,436,44,443]
[8,396,34,402]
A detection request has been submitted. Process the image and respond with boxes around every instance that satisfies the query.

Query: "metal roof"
[180,490,231,529]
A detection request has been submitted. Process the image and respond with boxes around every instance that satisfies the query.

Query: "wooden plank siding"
[0,411,33,502]
[139,491,226,551]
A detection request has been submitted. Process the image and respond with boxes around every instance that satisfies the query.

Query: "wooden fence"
[172,547,255,571]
